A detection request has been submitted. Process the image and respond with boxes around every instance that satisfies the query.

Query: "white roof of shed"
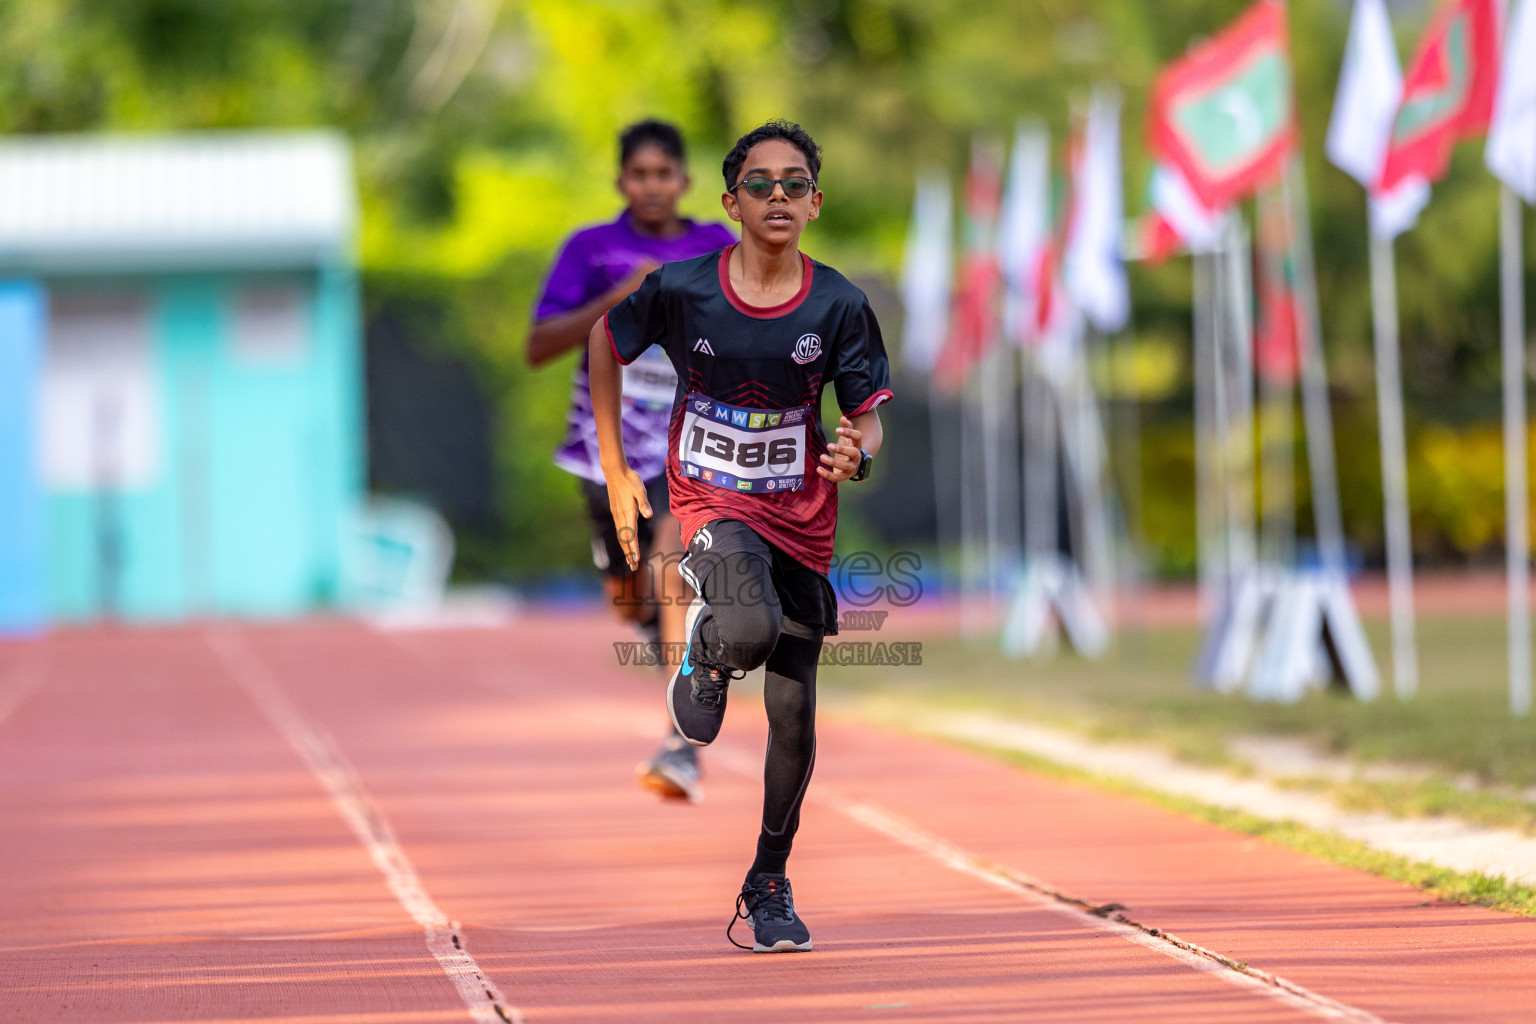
[0,130,356,273]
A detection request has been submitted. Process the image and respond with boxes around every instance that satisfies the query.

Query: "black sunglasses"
[731,175,815,200]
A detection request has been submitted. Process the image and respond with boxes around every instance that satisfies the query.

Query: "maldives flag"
[1378,0,1502,193]
[1147,0,1297,212]
[936,139,1003,387]
[1134,206,1186,264]
[1133,162,1223,264]
[1253,188,1301,383]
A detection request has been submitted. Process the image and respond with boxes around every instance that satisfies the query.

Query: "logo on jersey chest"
[792,333,822,365]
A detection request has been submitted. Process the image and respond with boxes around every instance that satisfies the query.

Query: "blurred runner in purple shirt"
[525,120,733,803]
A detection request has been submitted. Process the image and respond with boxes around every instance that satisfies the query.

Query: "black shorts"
[580,475,672,579]
[680,518,840,636]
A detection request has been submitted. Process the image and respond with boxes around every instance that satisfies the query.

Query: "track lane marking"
[386,633,1390,1021]
[208,629,523,1024]
[702,741,1393,1024]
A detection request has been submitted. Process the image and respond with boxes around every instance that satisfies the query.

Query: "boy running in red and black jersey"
[588,120,892,953]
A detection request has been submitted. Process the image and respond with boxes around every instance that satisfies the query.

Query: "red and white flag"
[997,122,1052,349]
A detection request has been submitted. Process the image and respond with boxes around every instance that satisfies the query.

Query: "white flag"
[900,171,952,374]
[1151,162,1223,254]
[1327,0,1402,188]
[997,122,1051,347]
[1064,87,1129,334]
[1369,174,1432,239]
[1488,0,1536,203]
[1326,0,1431,238]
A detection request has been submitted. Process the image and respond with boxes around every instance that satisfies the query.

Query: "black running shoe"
[635,739,702,803]
[729,872,812,952]
[666,598,739,746]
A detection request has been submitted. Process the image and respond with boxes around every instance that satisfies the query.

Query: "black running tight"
[697,552,822,875]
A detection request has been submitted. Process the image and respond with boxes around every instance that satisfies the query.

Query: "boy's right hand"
[605,465,654,571]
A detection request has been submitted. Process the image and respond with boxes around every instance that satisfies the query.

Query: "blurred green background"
[7,0,1527,583]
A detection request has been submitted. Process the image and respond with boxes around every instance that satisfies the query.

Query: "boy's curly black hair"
[721,119,822,190]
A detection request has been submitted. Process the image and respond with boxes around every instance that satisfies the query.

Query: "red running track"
[1,615,1533,1023]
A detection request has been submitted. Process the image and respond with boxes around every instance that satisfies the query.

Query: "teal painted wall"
[43,269,364,621]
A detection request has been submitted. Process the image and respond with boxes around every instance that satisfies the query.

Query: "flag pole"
[1282,161,1347,578]
[980,350,1000,601]
[1501,183,1530,716]
[1209,218,1238,611]
[1223,214,1257,585]
[1193,249,1222,625]
[988,342,1021,591]
[1256,190,1295,569]
[929,376,957,597]
[1368,227,1418,698]
[960,369,983,636]
[1079,331,1118,605]
[1110,310,1147,635]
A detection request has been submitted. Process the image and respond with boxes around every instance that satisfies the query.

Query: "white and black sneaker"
[666,598,739,746]
[729,872,812,952]
[635,739,702,803]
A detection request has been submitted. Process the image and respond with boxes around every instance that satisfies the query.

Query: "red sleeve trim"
[848,389,894,417]
[717,244,815,318]
[603,312,634,366]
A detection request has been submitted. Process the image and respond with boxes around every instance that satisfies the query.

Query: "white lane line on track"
[207,629,523,1024]
[703,741,1394,1024]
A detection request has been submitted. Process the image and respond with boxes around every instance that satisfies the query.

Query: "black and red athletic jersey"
[603,244,893,573]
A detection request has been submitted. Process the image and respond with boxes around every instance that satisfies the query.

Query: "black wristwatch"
[851,448,873,483]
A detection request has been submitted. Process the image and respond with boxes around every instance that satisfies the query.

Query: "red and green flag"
[1147,0,1297,212]
[1377,0,1502,193]
[1134,205,1185,265]
[1253,188,1301,384]
[936,139,1003,388]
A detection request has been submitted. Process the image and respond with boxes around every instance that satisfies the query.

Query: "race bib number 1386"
[678,392,812,494]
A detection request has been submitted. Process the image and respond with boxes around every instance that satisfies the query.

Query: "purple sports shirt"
[536,211,736,483]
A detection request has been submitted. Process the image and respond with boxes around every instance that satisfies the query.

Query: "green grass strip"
[872,717,1536,918]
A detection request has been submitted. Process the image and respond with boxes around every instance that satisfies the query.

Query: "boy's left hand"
[817,415,863,483]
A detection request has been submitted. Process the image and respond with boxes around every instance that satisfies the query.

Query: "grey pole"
[1282,162,1348,578]
[1257,189,1296,569]
[1209,225,1236,611]
[960,370,983,636]
[1368,227,1419,698]
[929,376,957,591]
[1500,183,1530,717]
[980,348,1005,602]
[1223,216,1257,583]
[1193,251,1221,624]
